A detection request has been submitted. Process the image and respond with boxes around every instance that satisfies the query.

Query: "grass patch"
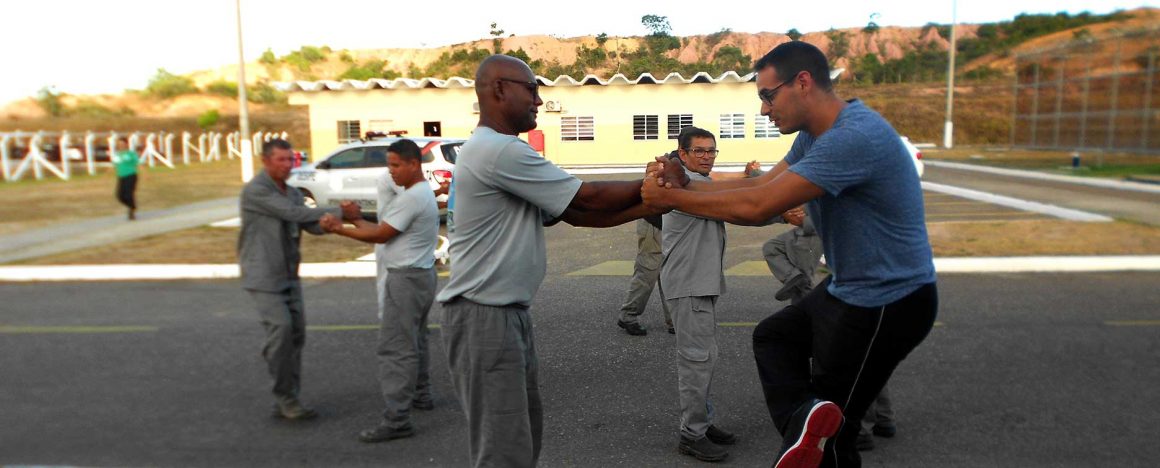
[17,219,1160,266]
[18,226,373,265]
[928,220,1160,257]
[924,147,1160,179]
[0,158,245,236]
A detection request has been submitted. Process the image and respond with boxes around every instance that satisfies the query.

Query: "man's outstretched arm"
[643,171,823,226]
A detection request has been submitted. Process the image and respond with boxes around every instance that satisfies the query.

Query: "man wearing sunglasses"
[436,55,660,468]
[643,41,937,468]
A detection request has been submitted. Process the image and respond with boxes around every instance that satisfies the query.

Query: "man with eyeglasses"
[657,126,738,463]
[643,41,937,468]
[436,54,660,468]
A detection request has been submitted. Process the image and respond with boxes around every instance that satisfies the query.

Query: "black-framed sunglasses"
[758,73,799,106]
[496,77,540,97]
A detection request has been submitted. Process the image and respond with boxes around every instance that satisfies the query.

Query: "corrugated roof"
[276,71,757,93]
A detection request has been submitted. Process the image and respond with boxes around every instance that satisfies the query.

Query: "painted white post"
[165,133,177,165]
[0,134,11,181]
[227,132,240,159]
[84,132,97,175]
[198,134,208,162]
[59,131,72,179]
[209,133,223,161]
[30,133,44,180]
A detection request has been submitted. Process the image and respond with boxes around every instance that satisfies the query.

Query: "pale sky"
[1,0,1154,105]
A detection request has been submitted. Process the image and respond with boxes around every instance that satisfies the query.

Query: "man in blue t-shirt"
[642,41,938,468]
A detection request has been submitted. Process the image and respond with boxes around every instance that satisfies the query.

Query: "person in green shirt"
[111,137,140,220]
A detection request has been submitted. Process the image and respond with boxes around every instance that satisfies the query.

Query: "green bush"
[248,82,286,105]
[258,48,277,65]
[35,86,66,117]
[145,68,198,99]
[786,28,803,41]
[205,80,238,97]
[197,109,220,129]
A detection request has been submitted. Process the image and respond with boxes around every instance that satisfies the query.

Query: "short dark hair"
[754,41,833,92]
[677,126,715,150]
[261,138,292,157]
[387,139,422,162]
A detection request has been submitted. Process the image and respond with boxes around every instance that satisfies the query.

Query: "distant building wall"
[286,74,797,165]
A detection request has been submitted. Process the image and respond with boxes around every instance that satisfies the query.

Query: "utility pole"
[944,0,958,149]
[236,0,254,181]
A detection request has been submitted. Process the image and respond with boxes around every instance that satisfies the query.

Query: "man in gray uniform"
[320,139,440,443]
[744,161,823,303]
[615,218,673,336]
[238,138,349,420]
[660,126,736,462]
[436,55,659,468]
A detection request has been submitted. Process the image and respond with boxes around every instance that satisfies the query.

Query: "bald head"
[473,54,542,135]
[475,55,534,96]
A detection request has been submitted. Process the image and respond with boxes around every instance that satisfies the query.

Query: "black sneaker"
[872,423,896,438]
[678,435,729,462]
[775,274,810,301]
[706,425,738,445]
[617,320,647,336]
[359,423,414,443]
[856,432,875,451]
[773,399,843,468]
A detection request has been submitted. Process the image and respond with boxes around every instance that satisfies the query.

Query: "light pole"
[235,0,254,181]
[944,0,957,149]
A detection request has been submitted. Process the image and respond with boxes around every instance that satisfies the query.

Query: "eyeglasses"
[758,73,799,106]
[496,77,540,98]
[685,147,719,158]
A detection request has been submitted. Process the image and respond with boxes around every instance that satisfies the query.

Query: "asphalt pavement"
[2,219,1159,467]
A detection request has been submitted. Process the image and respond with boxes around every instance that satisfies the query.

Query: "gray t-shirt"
[435,126,583,307]
[374,171,404,269]
[661,169,727,299]
[786,99,936,307]
[381,182,439,269]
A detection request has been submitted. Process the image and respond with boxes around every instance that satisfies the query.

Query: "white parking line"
[924,160,1160,194]
[921,181,1113,222]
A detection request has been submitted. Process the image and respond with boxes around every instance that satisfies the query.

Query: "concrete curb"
[924,160,1160,194]
[2,256,1158,282]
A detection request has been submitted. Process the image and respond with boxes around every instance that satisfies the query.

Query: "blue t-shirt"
[786,99,936,307]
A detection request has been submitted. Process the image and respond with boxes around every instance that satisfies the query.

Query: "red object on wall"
[527,130,545,153]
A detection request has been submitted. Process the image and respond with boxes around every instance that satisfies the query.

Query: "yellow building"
[281,71,795,167]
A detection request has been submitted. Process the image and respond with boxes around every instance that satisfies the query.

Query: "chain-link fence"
[1012,29,1159,154]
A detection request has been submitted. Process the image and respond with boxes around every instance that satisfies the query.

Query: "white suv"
[288,135,461,217]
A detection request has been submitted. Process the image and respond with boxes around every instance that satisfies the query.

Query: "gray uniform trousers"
[762,216,823,285]
[248,282,306,405]
[860,384,895,433]
[442,299,542,468]
[619,219,673,327]
[378,267,437,429]
[668,295,719,440]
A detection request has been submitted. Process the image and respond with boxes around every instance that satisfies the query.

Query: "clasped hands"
[319,200,363,233]
[641,154,689,212]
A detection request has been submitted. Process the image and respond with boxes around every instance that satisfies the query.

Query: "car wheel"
[301,189,318,209]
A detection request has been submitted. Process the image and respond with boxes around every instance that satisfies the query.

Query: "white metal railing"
[0,130,289,182]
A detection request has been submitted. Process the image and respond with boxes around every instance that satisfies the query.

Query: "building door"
[423,121,442,137]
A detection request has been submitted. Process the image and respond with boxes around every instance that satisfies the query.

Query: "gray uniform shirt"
[374,172,405,268]
[238,171,341,292]
[381,182,439,269]
[660,169,726,299]
[435,126,582,307]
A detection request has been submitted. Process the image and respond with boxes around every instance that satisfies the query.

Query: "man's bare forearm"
[570,180,644,212]
[561,203,655,228]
